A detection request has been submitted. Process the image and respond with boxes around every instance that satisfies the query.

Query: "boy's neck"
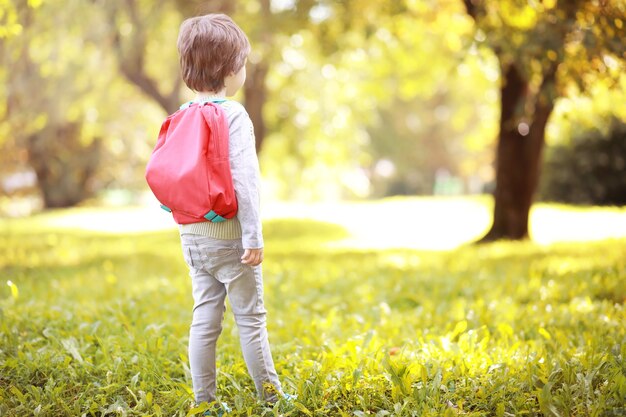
[196,89,226,101]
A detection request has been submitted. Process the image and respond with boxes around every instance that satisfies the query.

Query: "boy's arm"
[228,106,264,255]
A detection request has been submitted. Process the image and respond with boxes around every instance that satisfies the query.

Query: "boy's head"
[177,14,250,93]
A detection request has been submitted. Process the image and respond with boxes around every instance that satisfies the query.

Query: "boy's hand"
[241,248,263,266]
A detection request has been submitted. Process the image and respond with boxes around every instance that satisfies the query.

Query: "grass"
[0,198,625,416]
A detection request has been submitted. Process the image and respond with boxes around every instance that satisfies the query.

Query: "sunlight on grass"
[267,198,626,249]
[34,206,173,233]
[264,197,492,250]
[3,197,626,251]
[531,203,626,244]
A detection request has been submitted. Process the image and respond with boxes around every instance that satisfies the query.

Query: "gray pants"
[180,234,282,404]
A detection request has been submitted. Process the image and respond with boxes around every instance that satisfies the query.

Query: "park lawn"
[0,200,625,416]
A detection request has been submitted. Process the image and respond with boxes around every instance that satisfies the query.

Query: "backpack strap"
[200,98,227,104]
[180,98,228,110]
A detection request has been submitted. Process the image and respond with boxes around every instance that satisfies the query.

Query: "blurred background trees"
[2,0,108,207]
[1,0,625,241]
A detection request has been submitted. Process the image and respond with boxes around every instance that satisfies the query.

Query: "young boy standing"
[171,14,283,412]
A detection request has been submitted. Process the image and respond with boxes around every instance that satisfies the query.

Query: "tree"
[463,0,625,240]
[105,0,233,116]
[1,0,110,208]
[106,0,316,152]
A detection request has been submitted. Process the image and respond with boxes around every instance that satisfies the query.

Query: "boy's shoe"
[265,392,297,407]
[202,402,231,417]
[282,393,297,402]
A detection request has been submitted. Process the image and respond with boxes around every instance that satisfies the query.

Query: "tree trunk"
[480,63,556,242]
[244,61,269,153]
[243,0,271,153]
[27,123,102,208]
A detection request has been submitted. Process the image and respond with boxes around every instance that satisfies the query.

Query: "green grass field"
[1,199,625,416]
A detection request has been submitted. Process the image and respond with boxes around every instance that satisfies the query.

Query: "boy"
[173,13,284,412]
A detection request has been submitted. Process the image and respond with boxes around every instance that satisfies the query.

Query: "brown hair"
[177,14,250,92]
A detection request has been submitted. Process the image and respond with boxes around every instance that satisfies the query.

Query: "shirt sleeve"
[227,106,263,249]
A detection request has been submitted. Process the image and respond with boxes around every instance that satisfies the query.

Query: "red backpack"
[145,100,238,224]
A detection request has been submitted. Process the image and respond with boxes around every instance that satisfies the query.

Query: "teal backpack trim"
[203,210,226,223]
[160,205,225,222]
[180,98,227,110]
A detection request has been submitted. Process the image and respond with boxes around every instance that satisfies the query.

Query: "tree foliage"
[465,0,625,94]
[541,116,626,205]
